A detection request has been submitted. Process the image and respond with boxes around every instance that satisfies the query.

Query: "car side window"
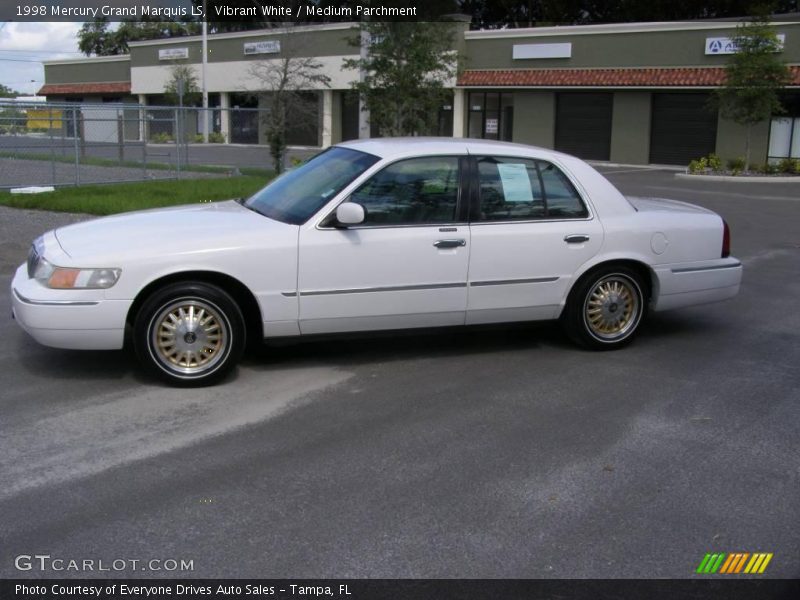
[476,157,588,221]
[349,156,460,225]
[476,157,545,221]
[536,161,589,218]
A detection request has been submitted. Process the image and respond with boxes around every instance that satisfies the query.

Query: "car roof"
[336,137,572,161]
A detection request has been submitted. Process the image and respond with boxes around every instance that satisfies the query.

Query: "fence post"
[117,113,124,164]
[142,108,147,180]
[72,109,81,186]
[174,108,181,179]
[49,108,56,185]
[79,113,86,160]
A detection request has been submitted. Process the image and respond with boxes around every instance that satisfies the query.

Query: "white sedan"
[11,139,742,385]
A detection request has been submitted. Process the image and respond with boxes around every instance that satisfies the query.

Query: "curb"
[675,173,800,183]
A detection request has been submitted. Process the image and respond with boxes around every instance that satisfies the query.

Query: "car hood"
[54,200,294,264]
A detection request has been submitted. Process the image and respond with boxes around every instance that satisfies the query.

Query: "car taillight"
[722,219,731,258]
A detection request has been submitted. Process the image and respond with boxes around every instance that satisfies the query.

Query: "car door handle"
[564,234,590,244]
[434,239,466,249]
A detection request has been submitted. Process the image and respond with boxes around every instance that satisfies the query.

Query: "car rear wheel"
[133,282,245,386]
[563,266,646,350]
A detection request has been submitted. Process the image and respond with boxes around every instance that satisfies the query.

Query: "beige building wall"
[715,115,771,166]
[511,91,555,148]
[610,92,652,164]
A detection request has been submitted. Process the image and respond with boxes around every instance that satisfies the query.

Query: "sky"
[0,22,84,95]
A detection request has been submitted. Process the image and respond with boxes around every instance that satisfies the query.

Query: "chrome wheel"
[583,275,641,341]
[150,298,229,376]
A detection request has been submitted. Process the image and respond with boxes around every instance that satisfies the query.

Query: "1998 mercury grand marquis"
[12,139,742,385]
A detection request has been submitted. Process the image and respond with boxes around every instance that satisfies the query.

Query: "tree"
[78,18,124,56]
[78,18,200,56]
[164,64,201,106]
[0,84,20,98]
[162,65,201,144]
[714,15,792,168]
[344,22,459,137]
[247,30,331,173]
[459,0,800,28]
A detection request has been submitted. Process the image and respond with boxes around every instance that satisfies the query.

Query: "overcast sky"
[0,22,84,95]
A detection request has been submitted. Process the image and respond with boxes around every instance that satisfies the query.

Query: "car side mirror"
[335,202,365,226]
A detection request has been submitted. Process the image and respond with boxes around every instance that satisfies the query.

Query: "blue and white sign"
[244,40,281,56]
[705,34,785,55]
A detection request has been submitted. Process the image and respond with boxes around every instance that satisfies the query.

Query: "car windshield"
[244,147,380,225]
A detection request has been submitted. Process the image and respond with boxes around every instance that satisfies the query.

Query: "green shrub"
[151,132,174,143]
[706,153,722,172]
[688,157,708,174]
[208,131,225,143]
[753,162,779,175]
[727,157,746,173]
[193,134,205,143]
[777,158,797,174]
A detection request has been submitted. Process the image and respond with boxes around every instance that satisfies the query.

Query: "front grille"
[27,244,39,278]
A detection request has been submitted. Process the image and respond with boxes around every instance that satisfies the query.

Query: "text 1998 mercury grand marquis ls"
[12,139,742,385]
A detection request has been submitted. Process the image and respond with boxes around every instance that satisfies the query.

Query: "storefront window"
[467,92,514,141]
[768,117,800,161]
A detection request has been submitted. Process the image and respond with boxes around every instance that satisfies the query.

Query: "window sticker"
[497,163,533,202]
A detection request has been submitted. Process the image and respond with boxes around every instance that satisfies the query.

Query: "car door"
[297,155,471,334]
[466,155,604,324]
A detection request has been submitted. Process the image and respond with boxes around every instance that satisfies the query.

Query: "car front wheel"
[563,266,646,350]
[133,281,245,386]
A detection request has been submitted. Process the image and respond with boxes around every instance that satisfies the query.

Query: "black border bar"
[3,579,800,600]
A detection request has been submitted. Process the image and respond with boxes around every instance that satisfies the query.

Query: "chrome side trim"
[13,288,100,307]
[281,292,298,297]
[470,277,559,287]
[671,262,742,274]
[470,216,594,225]
[316,221,469,231]
[300,282,467,297]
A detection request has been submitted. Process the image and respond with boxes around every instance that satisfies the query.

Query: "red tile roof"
[38,82,131,96]
[458,66,800,87]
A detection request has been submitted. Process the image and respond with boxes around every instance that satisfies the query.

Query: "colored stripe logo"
[696,552,773,574]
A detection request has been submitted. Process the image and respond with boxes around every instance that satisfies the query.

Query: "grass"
[0,175,271,216]
[0,150,273,178]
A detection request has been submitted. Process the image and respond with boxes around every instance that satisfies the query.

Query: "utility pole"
[201,0,209,143]
[358,27,370,139]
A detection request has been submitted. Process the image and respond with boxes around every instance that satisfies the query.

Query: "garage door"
[650,93,718,165]
[555,93,613,161]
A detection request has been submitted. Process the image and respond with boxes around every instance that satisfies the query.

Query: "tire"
[562,266,647,350]
[133,281,245,386]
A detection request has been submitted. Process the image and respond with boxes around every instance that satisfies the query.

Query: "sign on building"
[244,40,281,55]
[158,48,189,60]
[513,43,572,59]
[705,34,785,55]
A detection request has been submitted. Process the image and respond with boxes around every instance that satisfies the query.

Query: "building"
[39,19,800,165]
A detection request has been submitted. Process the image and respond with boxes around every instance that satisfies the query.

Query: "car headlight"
[28,241,120,289]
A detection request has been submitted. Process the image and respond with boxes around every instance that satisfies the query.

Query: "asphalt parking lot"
[0,168,798,579]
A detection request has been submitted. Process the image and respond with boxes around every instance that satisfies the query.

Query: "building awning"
[38,82,131,96]
[457,66,800,88]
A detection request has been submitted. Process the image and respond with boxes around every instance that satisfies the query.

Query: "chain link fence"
[0,100,318,189]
